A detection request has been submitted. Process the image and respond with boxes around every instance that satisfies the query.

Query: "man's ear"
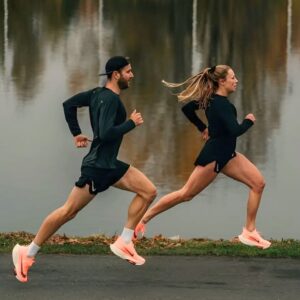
[112,71,120,80]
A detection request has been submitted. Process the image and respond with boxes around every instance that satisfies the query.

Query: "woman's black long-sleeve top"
[181,94,253,172]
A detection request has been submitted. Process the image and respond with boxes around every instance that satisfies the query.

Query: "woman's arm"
[181,101,207,132]
[216,99,253,137]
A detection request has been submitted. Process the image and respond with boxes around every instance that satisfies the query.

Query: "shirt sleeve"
[62,89,95,136]
[215,99,253,137]
[98,96,136,142]
[181,100,207,132]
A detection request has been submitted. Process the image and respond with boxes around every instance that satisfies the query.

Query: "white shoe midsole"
[12,244,20,268]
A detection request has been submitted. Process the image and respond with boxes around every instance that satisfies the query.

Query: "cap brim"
[98,71,114,76]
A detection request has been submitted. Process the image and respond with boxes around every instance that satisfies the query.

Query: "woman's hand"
[245,113,256,123]
[201,128,209,141]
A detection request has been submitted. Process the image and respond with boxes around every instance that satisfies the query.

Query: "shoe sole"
[238,235,270,249]
[12,244,20,268]
[110,244,144,266]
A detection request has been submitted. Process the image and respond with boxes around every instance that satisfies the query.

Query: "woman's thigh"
[181,162,218,198]
[221,153,265,190]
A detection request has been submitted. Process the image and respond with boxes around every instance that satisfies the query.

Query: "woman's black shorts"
[75,160,130,195]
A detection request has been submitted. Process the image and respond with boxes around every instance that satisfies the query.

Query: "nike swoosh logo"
[122,246,135,257]
[248,236,263,245]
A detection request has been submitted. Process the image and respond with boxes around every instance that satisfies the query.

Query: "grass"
[1,232,300,258]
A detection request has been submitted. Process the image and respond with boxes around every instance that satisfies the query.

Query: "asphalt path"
[1,254,300,300]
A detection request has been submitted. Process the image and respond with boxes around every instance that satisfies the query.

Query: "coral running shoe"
[110,236,145,265]
[12,244,35,282]
[133,222,146,240]
[238,227,271,249]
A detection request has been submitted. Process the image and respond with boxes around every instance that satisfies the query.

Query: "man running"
[12,56,157,282]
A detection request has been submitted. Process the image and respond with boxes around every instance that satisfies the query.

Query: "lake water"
[0,0,299,240]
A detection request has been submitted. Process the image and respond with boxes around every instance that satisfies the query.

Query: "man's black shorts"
[75,160,130,195]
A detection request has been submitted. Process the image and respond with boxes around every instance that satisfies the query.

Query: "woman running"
[135,65,271,249]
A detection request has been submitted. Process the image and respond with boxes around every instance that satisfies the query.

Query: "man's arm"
[97,96,136,142]
[63,89,96,136]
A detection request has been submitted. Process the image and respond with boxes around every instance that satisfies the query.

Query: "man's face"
[117,64,134,90]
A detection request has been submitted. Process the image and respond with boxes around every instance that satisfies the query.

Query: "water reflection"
[0,0,299,239]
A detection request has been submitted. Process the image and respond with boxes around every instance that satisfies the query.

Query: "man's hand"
[201,128,209,141]
[74,134,92,148]
[130,109,144,126]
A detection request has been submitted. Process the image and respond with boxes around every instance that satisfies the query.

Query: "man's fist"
[74,134,91,148]
[130,109,144,126]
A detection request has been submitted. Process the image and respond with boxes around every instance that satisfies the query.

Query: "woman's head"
[216,67,238,95]
[162,65,236,108]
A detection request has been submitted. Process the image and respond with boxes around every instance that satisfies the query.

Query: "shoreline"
[1,231,300,258]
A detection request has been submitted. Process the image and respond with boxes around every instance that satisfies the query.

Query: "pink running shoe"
[133,222,146,240]
[12,244,35,282]
[110,236,145,265]
[238,227,271,249]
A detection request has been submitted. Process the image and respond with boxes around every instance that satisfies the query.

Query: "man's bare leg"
[12,185,95,282]
[34,185,95,246]
[114,166,157,229]
[109,166,156,264]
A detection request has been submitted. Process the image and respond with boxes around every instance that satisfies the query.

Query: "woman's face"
[222,68,238,94]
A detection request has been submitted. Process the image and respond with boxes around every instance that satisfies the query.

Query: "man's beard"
[118,77,129,90]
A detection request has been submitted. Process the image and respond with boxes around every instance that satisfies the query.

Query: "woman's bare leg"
[142,162,218,224]
[221,153,266,232]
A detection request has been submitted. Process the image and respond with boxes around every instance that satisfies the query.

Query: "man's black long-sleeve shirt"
[63,87,135,169]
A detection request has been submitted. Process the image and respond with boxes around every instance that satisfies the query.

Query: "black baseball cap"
[99,56,130,76]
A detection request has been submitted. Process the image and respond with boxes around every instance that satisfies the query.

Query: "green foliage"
[1,232,300,258]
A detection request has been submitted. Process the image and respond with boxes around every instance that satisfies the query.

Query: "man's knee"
[253,177,266,193]
[142,185,157,203]
[59,206,79,222]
